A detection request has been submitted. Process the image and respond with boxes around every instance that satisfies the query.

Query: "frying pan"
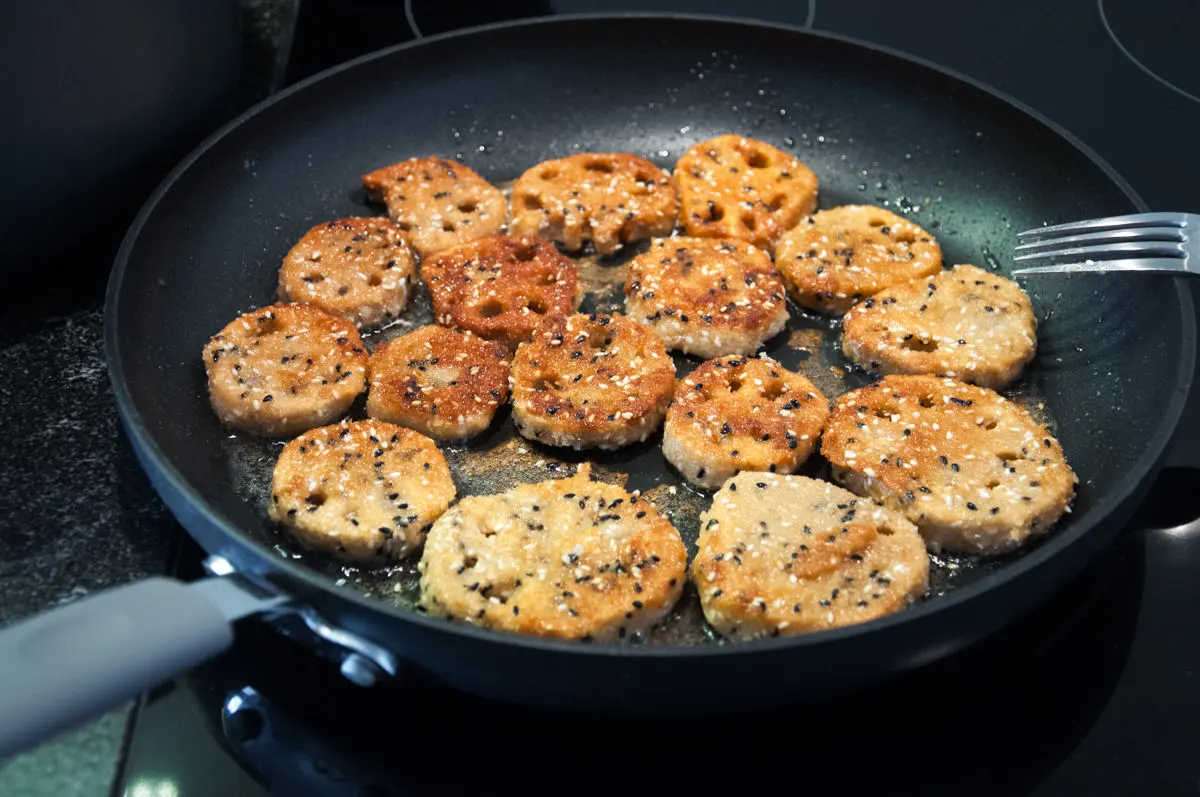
[0,14,1193,759]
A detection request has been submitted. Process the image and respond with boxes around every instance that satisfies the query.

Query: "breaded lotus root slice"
[278,217,416,330]
[361,156,506,257]
[663,355,829,490]
[419,464,687,641]
[510,312,676,450]
[675,135,818,249]
[202,303,368,437]
[842,264,1038,390]
[775,205,943,314]
[624,237,788,358]
[421,235,583,348]
[821,375,1077,556]
[367,325,510,441]
[693,473,929,639]
[268,420,456,562]
[508,153,678,255]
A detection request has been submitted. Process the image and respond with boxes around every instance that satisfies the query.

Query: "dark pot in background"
[0,0,245,303]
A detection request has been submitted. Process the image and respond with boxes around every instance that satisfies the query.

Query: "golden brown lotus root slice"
[624,237,789,358]
[775,205,943,314]
[362,156,506,257]
[278,218,415,329]
[842,264,1038,390]
[367,324,510,441]
[421,235,583,348]
[268,420,455,562]
[201,303,368,437]
[821,375,1077,556]
[508,153,678,255]
[693,473,929,640]
[418,464,687,641]
[510,312,676,450]
[663,355,829,490]
[674,135,818,249]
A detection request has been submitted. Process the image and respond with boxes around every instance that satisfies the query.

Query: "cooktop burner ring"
[402,2,819,39]
[1098,0,1200,107]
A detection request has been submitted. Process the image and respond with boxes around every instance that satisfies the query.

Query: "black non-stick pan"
[0,14,1193,758]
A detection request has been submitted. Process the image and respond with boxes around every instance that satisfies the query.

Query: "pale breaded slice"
[202,303,368,437]
[367,325,510,441]
[821,375,1077,555]
[362,156,506,257]
[693,473,928,640]
[674,135,818,249]
[268,420,455,562]
[842,264,1037,390]
[624,237,788,358]
[663,355,828,489]
[421,235,583,349]
[277,218,415,330]
[776,205,942,314]
[419,464,687,641]
[508,153,678,255]
[510,312,676,450]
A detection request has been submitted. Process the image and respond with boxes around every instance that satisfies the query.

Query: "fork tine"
[1012,258,1189,277]
[1016,211,1189,239]
[1013,241,1187,263]
[1014,226,1187,251]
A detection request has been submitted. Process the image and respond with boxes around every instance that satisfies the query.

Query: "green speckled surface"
[0,308,174,795]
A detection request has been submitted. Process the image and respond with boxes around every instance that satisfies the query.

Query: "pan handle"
[0,576,283,760]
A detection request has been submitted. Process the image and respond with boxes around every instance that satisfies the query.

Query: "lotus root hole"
[902,338,938,352]
[760,380,786,400]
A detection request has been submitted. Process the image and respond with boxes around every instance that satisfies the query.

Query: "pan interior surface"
[109,17,1191,652]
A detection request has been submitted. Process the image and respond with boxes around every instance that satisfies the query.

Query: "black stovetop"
[114,2,1200,795]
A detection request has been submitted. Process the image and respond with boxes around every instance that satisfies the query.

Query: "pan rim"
[106,12,1197,659]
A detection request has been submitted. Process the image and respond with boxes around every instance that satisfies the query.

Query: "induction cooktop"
[117,3,1200,795]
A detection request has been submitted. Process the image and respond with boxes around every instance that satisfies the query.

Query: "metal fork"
[1011,211,1196,277]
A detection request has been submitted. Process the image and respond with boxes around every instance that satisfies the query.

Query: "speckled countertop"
[0,309,176,796]
[0,1,298,794]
